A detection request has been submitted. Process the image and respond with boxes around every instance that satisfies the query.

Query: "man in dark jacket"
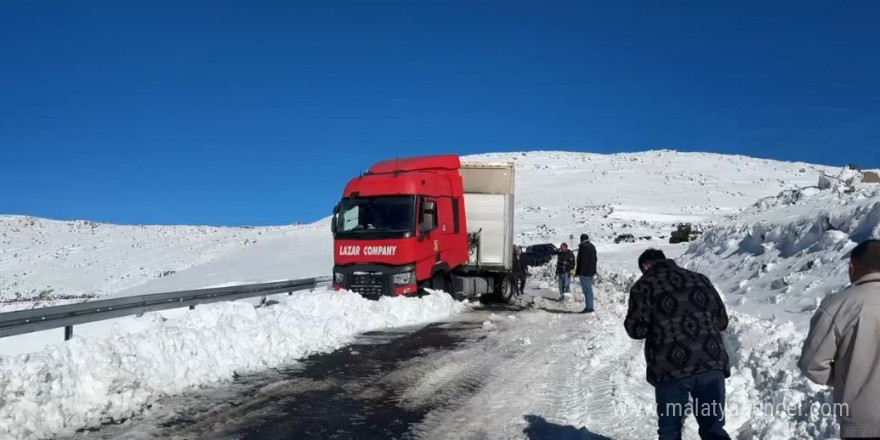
[624,249,731,440]
[512,246,528,296]
[575,234,598,313]
[556,243,576,299]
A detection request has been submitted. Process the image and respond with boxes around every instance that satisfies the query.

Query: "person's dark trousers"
[516,274,526,295]
[654,370,731,440]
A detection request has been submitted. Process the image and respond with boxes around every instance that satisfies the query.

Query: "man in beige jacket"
[800,239,880,439]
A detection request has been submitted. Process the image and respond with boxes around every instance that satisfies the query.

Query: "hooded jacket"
[799,272,880,438]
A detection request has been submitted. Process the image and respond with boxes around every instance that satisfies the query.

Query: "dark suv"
[522,243,559,267]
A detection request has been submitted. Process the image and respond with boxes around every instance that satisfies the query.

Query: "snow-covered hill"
[1,149,878,440]
[473,150,829,244]
[0,150,832,304]
[0,217,330,305]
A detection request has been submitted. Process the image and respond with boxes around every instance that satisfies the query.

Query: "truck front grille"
[350,273,386,299]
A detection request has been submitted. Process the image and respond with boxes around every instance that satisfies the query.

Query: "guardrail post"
[64,325,73,341]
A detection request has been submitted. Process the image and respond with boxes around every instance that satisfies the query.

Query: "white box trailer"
[459,161,515,270]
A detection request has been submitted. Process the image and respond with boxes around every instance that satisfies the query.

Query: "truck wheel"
[494,275,514,304]
[420,272,448,297]
[432,272,451,293]
[417,279,431,297]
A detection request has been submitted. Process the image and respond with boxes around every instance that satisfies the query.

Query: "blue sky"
[1,1,878,225]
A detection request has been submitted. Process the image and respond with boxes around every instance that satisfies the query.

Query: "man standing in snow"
[799,239,880,440]
[625,249,731,440]
[512,245,528,296]
[556,243,576,300]
[575,233,598,313]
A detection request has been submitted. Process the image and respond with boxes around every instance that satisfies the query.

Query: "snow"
[1,150,877,439]
[403,264,846,439]
[0,289,465,439]
[0,217,331,303]
[679,181,880,438]
[0,150,830,306]
[471,150,830,245]
[683,183,880,325]
[426,159,875,439]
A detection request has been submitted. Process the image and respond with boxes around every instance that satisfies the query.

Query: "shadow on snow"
[523,415,614,440]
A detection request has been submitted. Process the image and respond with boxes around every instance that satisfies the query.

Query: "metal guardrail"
[0,276,331,341]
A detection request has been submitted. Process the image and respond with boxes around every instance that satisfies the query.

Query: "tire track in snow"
[405,301,661,439]
[405,310,572,439]
[407,289,699,440]
[570,306,657,438]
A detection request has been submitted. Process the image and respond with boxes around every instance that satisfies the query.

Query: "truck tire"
[494,275,514,304]
[420,272,449,297]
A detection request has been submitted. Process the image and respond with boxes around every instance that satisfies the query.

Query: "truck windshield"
[335,196,416,238]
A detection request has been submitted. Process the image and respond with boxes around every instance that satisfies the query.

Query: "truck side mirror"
[330,203,340,235]
[419,213,436,233]
[419,199,437,234]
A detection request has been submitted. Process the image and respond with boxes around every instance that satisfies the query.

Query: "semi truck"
[331,154,516,302]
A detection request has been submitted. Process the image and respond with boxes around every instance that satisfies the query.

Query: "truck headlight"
[392,271,414,285]
[334,272,345,284]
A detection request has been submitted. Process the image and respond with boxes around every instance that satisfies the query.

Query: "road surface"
[68,290,699,440]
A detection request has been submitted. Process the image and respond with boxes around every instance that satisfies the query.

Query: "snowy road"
[66,284,700,440]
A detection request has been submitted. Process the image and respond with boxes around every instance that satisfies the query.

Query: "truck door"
[427,197,459,266]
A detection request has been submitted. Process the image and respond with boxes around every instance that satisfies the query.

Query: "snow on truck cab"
[331,154,516,302]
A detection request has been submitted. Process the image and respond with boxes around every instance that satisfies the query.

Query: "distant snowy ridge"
[0,289,465,439]
[0,150,832,304]
[468,150,831,244]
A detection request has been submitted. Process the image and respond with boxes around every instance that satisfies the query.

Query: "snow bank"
[519,178,878,439]
[677,183,880,438]
[0,290,465,439]
[723,313,837,439]
[511,261,840,439]
[683,185,880,324]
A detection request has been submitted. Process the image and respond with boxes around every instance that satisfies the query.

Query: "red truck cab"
[332,155,470,297]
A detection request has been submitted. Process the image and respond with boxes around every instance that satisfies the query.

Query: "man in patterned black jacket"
[624,249,731,440]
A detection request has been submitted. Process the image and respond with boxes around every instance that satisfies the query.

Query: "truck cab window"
[335,196,416,238]
[341,205,359,230]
